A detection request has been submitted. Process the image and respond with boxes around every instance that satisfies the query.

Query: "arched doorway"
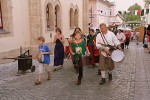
[0,1,3,29]
[55,5,61,28]
[46,3,53,30]
[70,8,74,28]
[74,8,79,27]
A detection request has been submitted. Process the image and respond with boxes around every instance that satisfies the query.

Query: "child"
[143,35,150,53]
[70,31,90,85]
[34,36,52,85]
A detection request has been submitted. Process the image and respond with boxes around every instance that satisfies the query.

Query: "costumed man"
[96,23,121,85]
[87,29,97,67]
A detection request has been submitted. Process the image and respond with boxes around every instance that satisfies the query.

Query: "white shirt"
[135,32,140,37]
[96,31,120,57]
[116,32,126,43]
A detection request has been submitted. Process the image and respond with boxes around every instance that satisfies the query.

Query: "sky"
[108,0,145,11]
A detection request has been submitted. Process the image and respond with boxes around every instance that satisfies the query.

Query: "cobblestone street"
[0,42,150,100]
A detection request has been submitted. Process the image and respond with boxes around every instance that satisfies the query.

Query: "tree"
[128,3,142,11]
[118,11,122,15]
[122,3,142,21]
[144,0,150,3]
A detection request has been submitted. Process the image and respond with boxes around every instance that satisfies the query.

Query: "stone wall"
[29,0,43,45]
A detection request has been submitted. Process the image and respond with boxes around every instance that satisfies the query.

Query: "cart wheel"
[31,66,35,72]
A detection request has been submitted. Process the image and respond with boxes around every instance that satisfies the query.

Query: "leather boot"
[108,73,112,81]
[76,76,82,85]
[99,78,106,85]
[98,69,101,75]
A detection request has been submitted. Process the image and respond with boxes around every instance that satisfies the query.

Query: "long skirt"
[54,39,64,66]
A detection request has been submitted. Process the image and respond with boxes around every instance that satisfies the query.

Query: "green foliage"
[125,14,141,21]
[128,3,142,11]
[144,0,150,3]
[120,3,142,21]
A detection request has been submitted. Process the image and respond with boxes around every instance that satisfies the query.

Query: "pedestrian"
[70,31,90,85]
[87,29,97,67]
[147,31,150,50]
[96,29,100,34]
[69,27,82,72]
[135,31,140,45]
[69,27,82,43]
[54,28,65,71]
[131,30,135,40]
[125,31,131,49]
[117,29,126,50]
[143,35,150,53]
[34,36,52,85]
[96,23,121,85]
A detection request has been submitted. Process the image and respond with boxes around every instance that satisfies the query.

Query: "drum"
[82,55,92,66]
[111,50,124,62]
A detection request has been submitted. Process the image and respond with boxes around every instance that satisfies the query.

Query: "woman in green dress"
[70,31,90,85]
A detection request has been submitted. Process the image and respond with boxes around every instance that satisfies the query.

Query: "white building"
[89,0,116,29]
[0,0,89,63]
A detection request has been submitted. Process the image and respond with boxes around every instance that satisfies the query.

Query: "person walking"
[135,31,140,45]
[96,23,121,85]
[70,31,90,85]
[34,36,52,85]
[69,27,82,73]
[143,35,150,53]
[54,28,65,70]
[117,29,126,50]
[87,29,97,67]
[125,31,131,49]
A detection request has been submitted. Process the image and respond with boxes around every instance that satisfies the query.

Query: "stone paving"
[0,42,150,100]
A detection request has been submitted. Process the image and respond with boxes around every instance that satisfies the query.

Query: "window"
[0,0,13,35]
[110,9,112,16]
[55,6,58,28]
[46,3,53,30]
[74,9,79,27]
[70,8,74,28]
[0,1,3,29]
[55,5,61,28]
[46,5,50,28]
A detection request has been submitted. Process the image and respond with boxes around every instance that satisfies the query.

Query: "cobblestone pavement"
[0,42,150,100]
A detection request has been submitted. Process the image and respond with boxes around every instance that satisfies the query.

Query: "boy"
[34,36,52,85]
[143,35,150,53]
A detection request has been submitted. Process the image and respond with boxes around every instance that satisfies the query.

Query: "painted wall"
[41,0,83,44]
[0,0,30,53]
[0,0,83,53]
[89,0,116,29]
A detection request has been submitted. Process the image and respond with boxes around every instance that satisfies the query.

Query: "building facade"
[0,0,90,63]
[89,0,118,29]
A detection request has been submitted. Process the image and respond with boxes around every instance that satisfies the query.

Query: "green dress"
[71,40,86,65]
[87,34,97,45]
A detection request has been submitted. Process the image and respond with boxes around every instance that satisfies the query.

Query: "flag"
[146,9,149,14]
[137,9,141,15]
[141,9,144,16]
[135,10,138,15]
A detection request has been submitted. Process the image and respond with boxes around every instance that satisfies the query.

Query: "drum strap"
[100,33,111,57]
[100,33,109,45]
